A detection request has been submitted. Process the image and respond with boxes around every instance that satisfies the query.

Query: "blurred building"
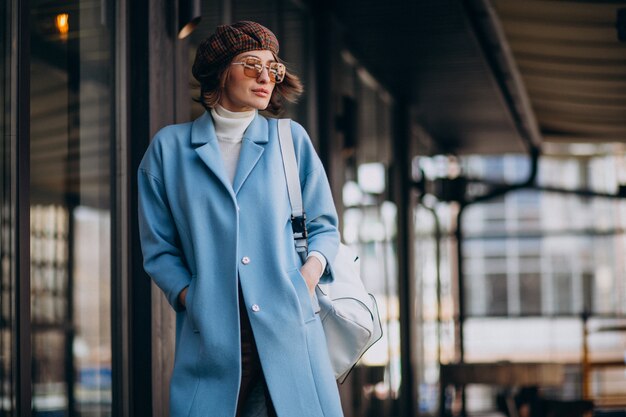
[2,0,626,416]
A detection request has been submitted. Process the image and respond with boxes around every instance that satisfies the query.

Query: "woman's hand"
[300,257,323,295]
[178,286,189,309]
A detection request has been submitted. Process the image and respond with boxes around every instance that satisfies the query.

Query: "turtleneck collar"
[210,104,256,143]
[214,103,256,119]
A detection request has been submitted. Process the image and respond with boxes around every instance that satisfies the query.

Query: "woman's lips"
[252,88,270,97]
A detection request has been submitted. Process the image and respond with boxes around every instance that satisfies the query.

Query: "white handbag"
[277,119,383,382]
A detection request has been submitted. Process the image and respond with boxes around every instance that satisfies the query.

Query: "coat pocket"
[287,268,319,323]
[186,275,200,333]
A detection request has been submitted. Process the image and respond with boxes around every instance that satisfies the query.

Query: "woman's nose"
[257,66,270,83]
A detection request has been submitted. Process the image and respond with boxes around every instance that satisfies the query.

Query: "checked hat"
[192,21,280,82]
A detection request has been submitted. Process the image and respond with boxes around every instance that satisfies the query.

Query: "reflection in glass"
[413,203,456,414]
[519,273,541,315]
[342,162,399,415]
[457,154,626,408]
[341,170,401,415]
[358,163,386,195]
[345,202,400,403]
[414,153,626,411]
[1,0,16,414]
[30,0,112,415]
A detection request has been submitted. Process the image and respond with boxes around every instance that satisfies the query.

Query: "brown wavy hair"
[194,56,304,116]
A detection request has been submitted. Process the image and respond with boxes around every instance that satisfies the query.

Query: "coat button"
[241,256,250,265]
[251,304,260,312]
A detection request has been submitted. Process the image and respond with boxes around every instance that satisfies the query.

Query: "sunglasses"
[231,57,286,84]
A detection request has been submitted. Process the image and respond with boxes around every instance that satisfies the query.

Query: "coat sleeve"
[292,122,340,284]
[138,166,192,311]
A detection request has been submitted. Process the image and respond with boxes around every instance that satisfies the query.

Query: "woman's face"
[220,50,278,112]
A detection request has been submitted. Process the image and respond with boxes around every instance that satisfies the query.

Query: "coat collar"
[191,110,269,145]
[191,110,270,198]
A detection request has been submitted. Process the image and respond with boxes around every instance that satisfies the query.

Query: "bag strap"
[277,119,308,259]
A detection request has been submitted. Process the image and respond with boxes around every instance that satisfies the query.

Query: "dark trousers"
[236,287,277,417]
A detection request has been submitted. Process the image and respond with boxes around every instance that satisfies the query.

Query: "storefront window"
[30,1,113,415]
[460,154,626,408]
[339,57,400,415]
[1,0,16,414]
[413,201,457,414]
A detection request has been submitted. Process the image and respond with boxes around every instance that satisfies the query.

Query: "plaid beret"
[192,21,280,82]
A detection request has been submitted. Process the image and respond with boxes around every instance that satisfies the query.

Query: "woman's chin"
[248,101,270,111]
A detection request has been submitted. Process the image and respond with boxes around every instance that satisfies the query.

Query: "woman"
[138,21,343,417]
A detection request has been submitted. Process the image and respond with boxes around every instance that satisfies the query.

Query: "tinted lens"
[240,58,285,83]
[269,63,286,83]
[242,57,263,78]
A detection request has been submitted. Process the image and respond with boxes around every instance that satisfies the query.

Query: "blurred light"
[358,163,386,194]
[433,155,451,178]
[381,201,396,222]
[425,367,439,385]
[596,266,612,291]
[419,157,435,179]
[356,67,379,89]
[56,13,69,37]
[359,219,385,242]
[342,181,362,207]
[374,382,389,400]
[465,318,582,362]
[73,337,89,359]
[340,49,357,66]
[381,201,397,236]
[342,208,362,244]
[178,0,201,39]
[421,193,438,208]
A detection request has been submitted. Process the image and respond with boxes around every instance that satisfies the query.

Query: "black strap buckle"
[291,213,308,240]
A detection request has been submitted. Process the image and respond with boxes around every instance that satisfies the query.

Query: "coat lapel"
[232,139,263,195]
[232,114,269,195]
[191,111,235,199]
[191,111,270,198]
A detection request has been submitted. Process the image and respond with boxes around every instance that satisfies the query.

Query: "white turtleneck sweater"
[211,104,256,184]
[210,104,327,275]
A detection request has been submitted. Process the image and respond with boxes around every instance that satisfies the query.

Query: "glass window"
[1,0,16,413]
[485,274,507,316]
[277,2,313,129]
[413,203,457,414]
[339,64,399,414]
[519,273,541,315]
[188,1,222,120]
[429,153,626,409]
[464,318,583,363]
[30,1,113,415]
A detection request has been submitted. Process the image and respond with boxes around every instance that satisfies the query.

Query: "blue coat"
[138,111,343,417]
